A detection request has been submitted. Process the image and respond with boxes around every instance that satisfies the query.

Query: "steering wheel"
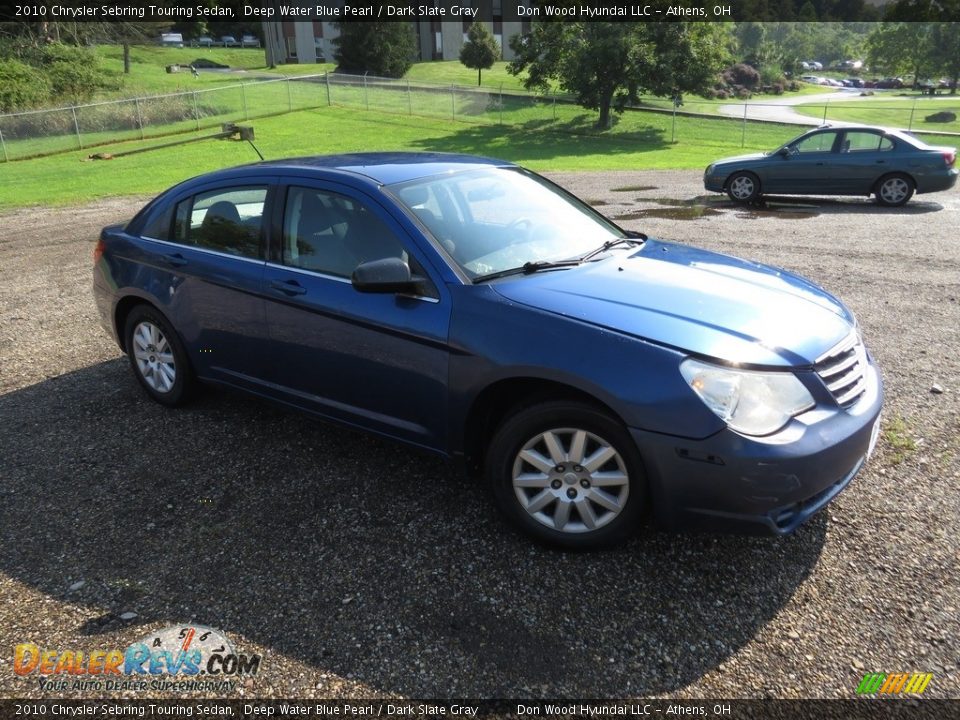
[507,217,533,242]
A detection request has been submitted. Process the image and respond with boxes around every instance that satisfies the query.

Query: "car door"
[260,181,452,451]
[767,130,842,194]
[136,180,276,387]
[832,130,897,193]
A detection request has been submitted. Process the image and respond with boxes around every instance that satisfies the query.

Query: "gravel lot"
[1,171,958,702]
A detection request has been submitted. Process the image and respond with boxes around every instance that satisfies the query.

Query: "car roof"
[204,152,515,187]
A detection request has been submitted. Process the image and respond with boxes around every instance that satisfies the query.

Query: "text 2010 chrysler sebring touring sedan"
[93,153,883,549]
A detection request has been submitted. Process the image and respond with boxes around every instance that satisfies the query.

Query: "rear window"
[172,186,267,259]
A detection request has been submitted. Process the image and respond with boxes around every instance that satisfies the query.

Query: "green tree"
[508,21,729,129]
[459,22,500,86]
[866,23,933,81]
[332,22,416,78]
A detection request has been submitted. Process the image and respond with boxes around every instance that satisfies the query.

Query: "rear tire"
[726,171,761,203]
[486,401,646,550]
[875,173,915,207]
[124,305,194,407]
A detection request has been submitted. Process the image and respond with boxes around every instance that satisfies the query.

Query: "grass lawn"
[405,61,530,92]
[791,94,960,134]
[93,45,334,99]
[0,104,804,210]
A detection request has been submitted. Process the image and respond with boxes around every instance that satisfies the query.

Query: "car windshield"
[388,167,624,279]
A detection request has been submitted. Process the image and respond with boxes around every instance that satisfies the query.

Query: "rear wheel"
[486,401,646,550]
[124,305,194,407]
[875,173,915,207]
[726,171,761,203]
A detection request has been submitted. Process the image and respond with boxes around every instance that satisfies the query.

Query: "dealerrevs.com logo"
[13,625,261,693]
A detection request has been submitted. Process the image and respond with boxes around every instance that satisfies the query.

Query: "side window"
[841,132,892,153]
[172,186,267,258]
[141,205,173,240]
[793,132,838,153]
[283,186,405,278]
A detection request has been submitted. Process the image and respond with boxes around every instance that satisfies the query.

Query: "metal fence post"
[671,102,677,143]
[325,72,331,107]
[241,83,248,120]
[822,99,829,124]
[134,97,145,139]
[71,107,82,150]
[288,77,294,111]
[451,85,455,120]
[741,102,747,147]
[0,125,8,162]
[407,78,412,115]
[364,73,369,110]
[552,93,556,121]
[499,84,503,125]
[908,97,917,130]
[193,92,200,130]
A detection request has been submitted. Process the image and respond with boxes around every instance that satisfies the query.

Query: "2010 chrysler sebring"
[93,153,883,549]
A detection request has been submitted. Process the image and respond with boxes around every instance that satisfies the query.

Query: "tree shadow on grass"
[407,114,670,164]
[0,361,825,697]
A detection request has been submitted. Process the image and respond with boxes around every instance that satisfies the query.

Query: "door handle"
[270,279,307,296]
[165,253,188,267]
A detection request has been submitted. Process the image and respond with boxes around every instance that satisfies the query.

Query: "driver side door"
[260,181,453,451]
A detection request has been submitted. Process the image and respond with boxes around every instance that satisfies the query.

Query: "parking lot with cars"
[0,171,957,699]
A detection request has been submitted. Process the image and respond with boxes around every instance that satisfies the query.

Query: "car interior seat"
[198,200,252,255]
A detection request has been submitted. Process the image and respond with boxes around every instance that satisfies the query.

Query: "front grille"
[815,332,869,408]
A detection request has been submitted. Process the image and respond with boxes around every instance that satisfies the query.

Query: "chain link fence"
[2,73,957,163]
[0,75,331,162]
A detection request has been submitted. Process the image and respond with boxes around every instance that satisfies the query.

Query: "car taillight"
[93,238,106,263]
[945,151,957,167]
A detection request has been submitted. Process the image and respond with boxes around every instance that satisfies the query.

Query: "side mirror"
[352,257,419,294]
[777,147,791,157]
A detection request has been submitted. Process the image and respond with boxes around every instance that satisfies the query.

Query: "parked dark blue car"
[94,153,883,549]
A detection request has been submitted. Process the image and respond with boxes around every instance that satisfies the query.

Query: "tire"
[123,305,194,407]
[486,400,646,550]
[875,173,915,207]
[726,171,761,203]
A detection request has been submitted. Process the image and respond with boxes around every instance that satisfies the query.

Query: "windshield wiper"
[473,259,581,283]
[578,234,646,263]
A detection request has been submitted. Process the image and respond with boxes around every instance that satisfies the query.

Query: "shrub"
[0,60,51,112]
[722,63,761,90]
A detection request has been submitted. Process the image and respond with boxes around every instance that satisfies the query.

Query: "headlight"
[680,358,815,436]
[705,164,715,175]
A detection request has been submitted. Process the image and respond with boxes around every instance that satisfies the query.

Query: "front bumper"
[703,172,727,193]
[631,363,882,535]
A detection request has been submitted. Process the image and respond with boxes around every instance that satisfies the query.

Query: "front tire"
[124,305,194,407]
[875,173,915,207]
[726,171,761,203]
[486,401,646,550]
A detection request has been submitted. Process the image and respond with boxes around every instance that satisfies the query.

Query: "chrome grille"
[815,332,868,409]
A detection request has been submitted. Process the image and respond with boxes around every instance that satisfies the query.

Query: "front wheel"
[875,173,915,207]
[486,401,646,550]
[726,171,761,203]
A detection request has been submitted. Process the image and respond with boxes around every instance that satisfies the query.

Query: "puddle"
[587,199,608,206]
[611,185,658,192]
[616,207,722,220]
[734,209,816,220]
[615,195,820,221]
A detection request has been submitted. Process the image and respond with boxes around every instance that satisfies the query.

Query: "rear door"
[137,180,276,387]
[260,181,452,451]
[832,130,897,193]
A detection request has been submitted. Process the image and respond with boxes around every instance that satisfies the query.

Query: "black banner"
[0,699,955,719]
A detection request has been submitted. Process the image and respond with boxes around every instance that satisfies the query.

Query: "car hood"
[709,152,768,168]
[491,239,854,367]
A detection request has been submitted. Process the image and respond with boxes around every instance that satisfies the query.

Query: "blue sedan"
[93,153,883,549]
[705,125,958,206]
